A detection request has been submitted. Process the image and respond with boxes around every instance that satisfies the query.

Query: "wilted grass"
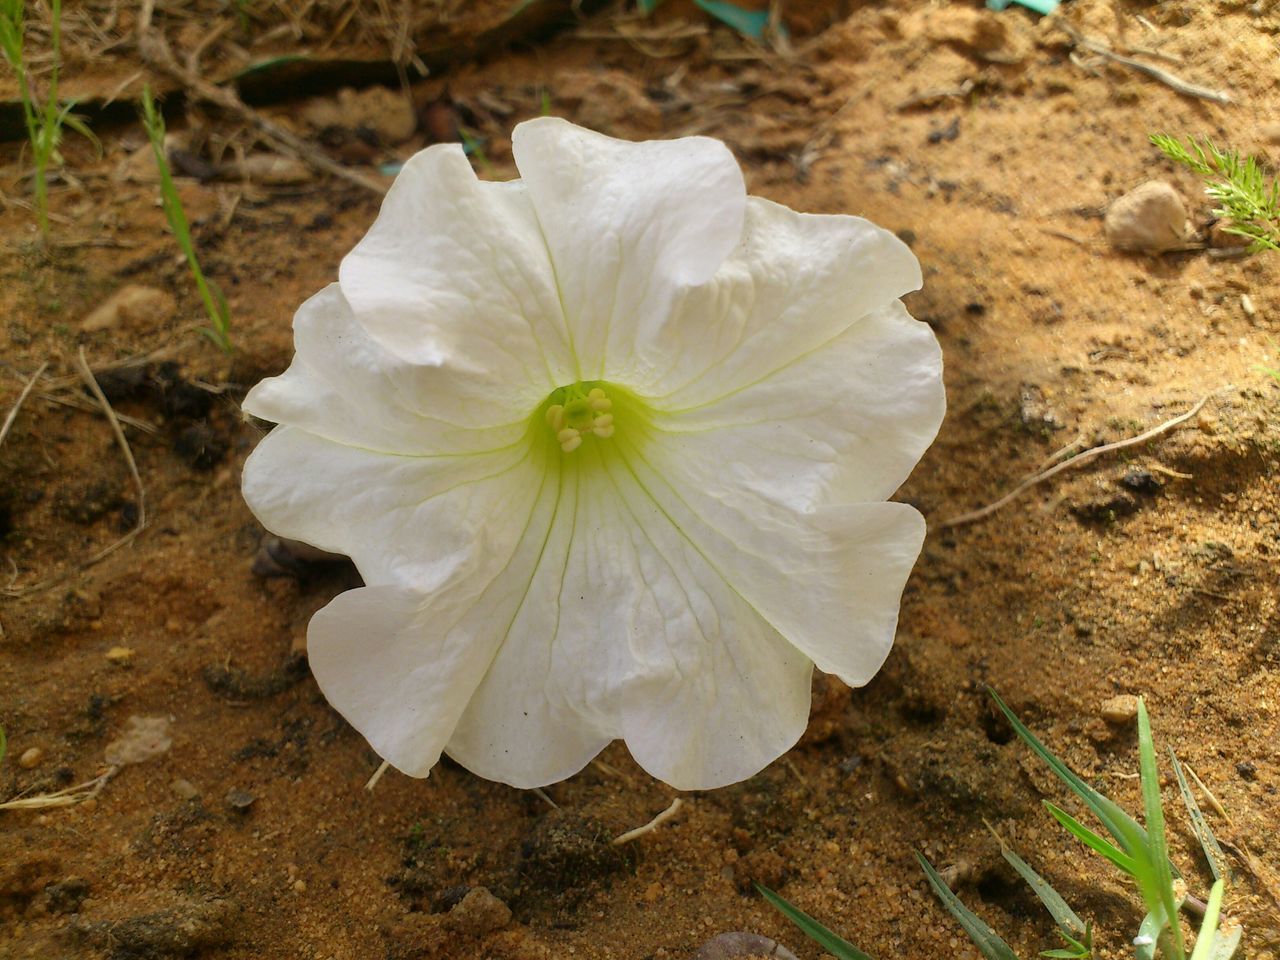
[140,86,233,354]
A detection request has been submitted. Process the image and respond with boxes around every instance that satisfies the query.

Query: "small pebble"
[1100,694,1140,726]
[292,879,307,893]
[1105,181,1187,254]
[225,789,256,811]
[443,887,511,936]
[694,932,800,960]
[1241,294,1256,320]
[105,646,136,666]
[171,778,200,800]
[1236,761,1257,781]
[19,747,45,769]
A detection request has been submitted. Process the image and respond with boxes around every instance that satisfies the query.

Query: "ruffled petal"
[308,449,567,777]
[338,144,574,398]
[629,197,924,406]
[447,444,814,791]
[612,429,926,688]
[243,284,531,454]
[511,117,747,384]
[644,300,944,508]
[241,425,545,589]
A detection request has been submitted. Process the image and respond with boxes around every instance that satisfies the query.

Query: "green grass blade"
[986,824,1087,939]
[1136,700,1184,960]
[989,689,1148,857]
[1169,750,1227,882]
[1043,801,1138,876]
[1187,879,1223,960]
[917,852,1021,960]
[755,884,876,960]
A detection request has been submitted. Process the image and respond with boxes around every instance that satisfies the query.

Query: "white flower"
[240,117,945,791]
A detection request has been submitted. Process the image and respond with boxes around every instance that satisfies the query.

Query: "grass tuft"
[140,85,233,354]
[0,0,96,238]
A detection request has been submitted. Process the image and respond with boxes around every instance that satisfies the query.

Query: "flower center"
[544,382,615,453]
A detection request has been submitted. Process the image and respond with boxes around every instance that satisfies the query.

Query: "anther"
[545,404,566,431]
[588,388,612,412]
[557,427,582,452]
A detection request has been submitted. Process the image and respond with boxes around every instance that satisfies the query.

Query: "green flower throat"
[543,381,617,453]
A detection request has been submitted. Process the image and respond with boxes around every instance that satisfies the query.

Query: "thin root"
[612,797,685,846]
[941,390,1223,528]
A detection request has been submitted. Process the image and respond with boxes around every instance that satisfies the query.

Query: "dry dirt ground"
[2,0,1280,958]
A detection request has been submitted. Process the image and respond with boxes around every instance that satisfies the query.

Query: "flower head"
[241,117,944,791]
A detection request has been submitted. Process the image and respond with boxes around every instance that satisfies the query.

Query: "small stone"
[301,86,417,145]
[1100,694,1140,726]
[18,747,44,769]
[292,879,307,893]
[1236,761,1257,781]
[443,886,511,936]
[104,716,172,766]
[105,646,136,666]
[1241,294,1257,320]
[81,285,176,333]
[171,778,199,800]
[694,932,800,960]
[231,154,313,185]
[1105,181,1188,253]
[225,788,256,811]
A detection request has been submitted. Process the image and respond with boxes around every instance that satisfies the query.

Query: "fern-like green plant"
[1151,134,1280,253]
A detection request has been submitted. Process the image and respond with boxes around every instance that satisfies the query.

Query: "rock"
[230,154,313,185]
[225,788,256,812]
[43,877,90,914]
[1105,181,1188,253]
[72,897,240,955]
[81,285,176,333]
[251,535,350,579]
[104,716,172,766]
[695,932,800,960]
[105,646,136,666]
[443,887,512,936]
[301,86,417,146]
[170,778,200,800]
[18,747,44,769]
[1100,694,1140,726]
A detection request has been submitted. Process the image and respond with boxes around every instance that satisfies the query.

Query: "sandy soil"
[2,1,1279,958]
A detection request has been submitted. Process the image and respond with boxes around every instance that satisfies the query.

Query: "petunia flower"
[240,117,944,791]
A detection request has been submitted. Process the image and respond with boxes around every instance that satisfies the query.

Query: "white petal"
[308,451,567,777]
[241,425,545,589]
[511,117,746,383]
[338,144,574,396]
[645,300,944,508]
[447,445,814,791]
[307,585,492,777]
[243,284,530,454]
[613,431,926,688]
[630,197,924,405]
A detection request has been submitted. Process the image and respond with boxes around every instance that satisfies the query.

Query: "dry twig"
[1055,20,1231,104]
[941,391,1220,528]
[0,362,49,451]
[136,0,386,196]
